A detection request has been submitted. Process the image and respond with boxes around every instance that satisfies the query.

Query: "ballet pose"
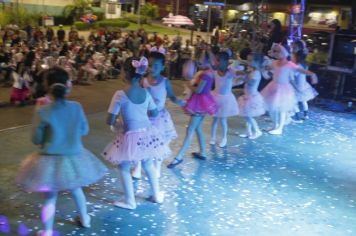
[102,57,169,209]
[167,50,218,168]
[237,53,266,139]
[16,67,107,236]
[210,51,239,147]
[261,43,318,135]
[132,51,183,179]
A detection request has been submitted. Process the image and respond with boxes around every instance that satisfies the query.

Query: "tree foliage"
[0,6,40,27]
[63,0,92,22]
[140,3,159,19]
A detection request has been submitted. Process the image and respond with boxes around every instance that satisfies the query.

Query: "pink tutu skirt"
[102,126,171,165]
[212,92,239,118]
[261,81,297,113]
[150,109,177,142]
[295,83,318,102]
[10,87,29,103]
[16,149,108,192]
[238,92,266,117]
[183,93,218,116]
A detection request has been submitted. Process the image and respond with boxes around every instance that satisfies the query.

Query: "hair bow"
[132,56,149,75]
[150,46,166,55]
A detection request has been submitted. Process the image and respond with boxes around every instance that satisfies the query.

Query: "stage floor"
[0,103,355,236]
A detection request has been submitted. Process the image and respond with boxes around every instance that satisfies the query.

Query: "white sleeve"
[108,90,122,115]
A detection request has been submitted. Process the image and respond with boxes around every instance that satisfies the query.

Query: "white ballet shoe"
[210,139,216,145]
[268,129,283,135]
[219,138,227,148]
[239,134,249,138]
[113,200,137,210]
[37,230,53,236]
[131,170,142,179]
[249,131,262,139]
[78,214,91,228]
[148,191,165,204]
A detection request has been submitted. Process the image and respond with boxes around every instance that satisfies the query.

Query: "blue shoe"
[192,152,207,160]
[167,158,183,169]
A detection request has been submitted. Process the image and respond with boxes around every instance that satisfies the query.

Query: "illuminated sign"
[204,2,225,7]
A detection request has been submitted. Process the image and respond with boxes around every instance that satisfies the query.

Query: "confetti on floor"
[0,101,356,235]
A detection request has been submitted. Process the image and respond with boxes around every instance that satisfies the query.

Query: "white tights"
[119,159,160,206]
[41,188,88,233]
[210,117,228,142]
[244,117,261,135]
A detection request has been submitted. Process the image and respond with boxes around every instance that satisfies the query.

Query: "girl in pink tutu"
[16,67,107,236]
[237,53,266,139]
[262,43,318,135]
[10,63,32,106]
[291,41,318,121]
[210,50,239,147]
[167,50,218,168]
[132,50,184,179]
[102,56,169,209]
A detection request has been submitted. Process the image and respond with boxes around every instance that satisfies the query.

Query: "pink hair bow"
[132,56,149,75]
[150,46,166,55]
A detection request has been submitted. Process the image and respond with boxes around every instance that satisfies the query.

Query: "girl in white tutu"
[16,67,107,236]
[262,43,318,135]
[132,50,184,179]
[291,41,318,121]
[102,56,169,209]
[237,53,266,139]
[210,51,239,147]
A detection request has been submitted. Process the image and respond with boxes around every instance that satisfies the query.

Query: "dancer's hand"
[110,118,123,133]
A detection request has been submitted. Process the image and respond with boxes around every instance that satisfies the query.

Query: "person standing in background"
[57,25,65,43]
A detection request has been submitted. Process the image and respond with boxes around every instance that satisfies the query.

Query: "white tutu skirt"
[238,92,266,117]
[150,109,177,142]
[102,126,171,165]
[261,81,297,113]
[16,149,108,192]
[295,83,318,102]
[212,92,239,118]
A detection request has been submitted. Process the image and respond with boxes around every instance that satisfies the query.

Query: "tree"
[63,0,92,22]
[140,3,159,19]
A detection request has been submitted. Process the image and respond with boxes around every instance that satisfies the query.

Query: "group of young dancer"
[15,39,318,236]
